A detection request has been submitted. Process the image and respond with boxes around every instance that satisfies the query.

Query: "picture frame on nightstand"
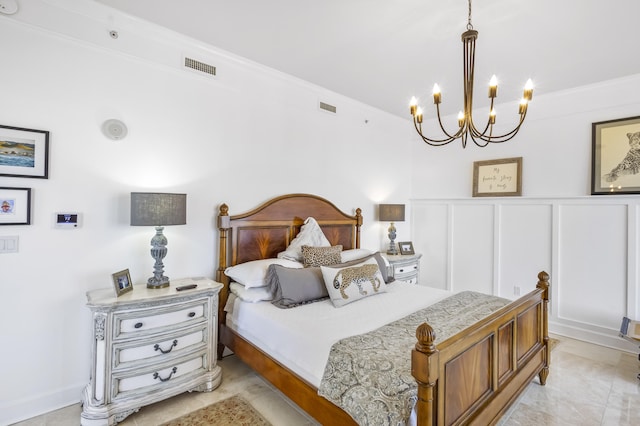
[112,269,133,296]
[398,241,415,255]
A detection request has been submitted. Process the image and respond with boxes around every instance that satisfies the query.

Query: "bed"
[215,193,550,425]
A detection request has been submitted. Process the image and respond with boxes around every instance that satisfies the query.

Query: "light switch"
[0,236,18,253]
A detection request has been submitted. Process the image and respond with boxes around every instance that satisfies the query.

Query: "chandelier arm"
[471,113,527,144]
[413,117,459,146]
[434,104,466,140]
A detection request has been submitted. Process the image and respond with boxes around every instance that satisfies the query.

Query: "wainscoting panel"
[411,197,640,352]
[557,204,627,329]
[451,204,495,294]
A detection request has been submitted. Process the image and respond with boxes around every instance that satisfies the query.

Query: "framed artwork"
[473,157,522,197]
[0,125,50,179]
[399,241,415,255]
[0,187,31,225]
[591,115,640,195]
[112,269,133,296]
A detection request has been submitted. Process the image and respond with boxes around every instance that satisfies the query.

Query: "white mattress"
[226,280,452,387]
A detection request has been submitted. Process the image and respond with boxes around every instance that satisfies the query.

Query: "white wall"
[410,74,640,353]
[0,2,412,423]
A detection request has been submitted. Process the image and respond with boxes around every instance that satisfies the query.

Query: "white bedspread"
[226,281,452,387]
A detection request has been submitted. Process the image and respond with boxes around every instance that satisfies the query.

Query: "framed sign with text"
[472,157,522,197]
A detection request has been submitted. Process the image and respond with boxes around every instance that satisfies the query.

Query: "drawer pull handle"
[413,266,418,270]
[134,322,143,329]
[398,268,404,273]
[188,312,196,318]
[153,367,177,382]
[154,339,178,354]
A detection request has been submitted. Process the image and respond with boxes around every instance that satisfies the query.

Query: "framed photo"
[0,125,50,179]
[591,116,640,194]
[473,157,522,197]
[112,269,133,296]
[0,187,31,225]
[399,241,415,255]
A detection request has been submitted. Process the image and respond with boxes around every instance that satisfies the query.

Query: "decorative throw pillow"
[320,257,387,308]
[337,251,393,284]
[301,245,343,267]
[277,217,330,262]
[340,248,374,263]
[230,282,274,303]
[224,258,303,288]
[267,265,329,309]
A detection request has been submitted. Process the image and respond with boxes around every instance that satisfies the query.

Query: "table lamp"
[131,192,186,288]
[378,204,405,255]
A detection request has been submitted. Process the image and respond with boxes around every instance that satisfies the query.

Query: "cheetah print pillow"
[320,257,387,307]
[301,245,343,267]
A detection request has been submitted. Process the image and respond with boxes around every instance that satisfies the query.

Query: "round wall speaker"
[102,119,128,140]
[0,0,19,15]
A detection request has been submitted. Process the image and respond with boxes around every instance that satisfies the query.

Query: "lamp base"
[147,276,170,289]
[387,222,398,255]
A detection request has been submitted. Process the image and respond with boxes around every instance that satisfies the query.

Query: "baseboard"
[0,384,83,425]
[550,320,639,353]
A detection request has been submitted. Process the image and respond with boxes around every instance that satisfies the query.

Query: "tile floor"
[12,334,640,425]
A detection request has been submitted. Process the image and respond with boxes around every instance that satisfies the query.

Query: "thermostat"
[55,212,81,228]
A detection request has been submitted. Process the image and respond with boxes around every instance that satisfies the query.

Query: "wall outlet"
[514,286,521,296]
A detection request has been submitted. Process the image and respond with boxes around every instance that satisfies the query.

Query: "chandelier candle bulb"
[410,97,417,116]
[457,111,465,127]
[488,75,498,98]
[519,99,528,115]
[523,79,534,101]
[417,107,423,123]
[489,109,496,124]
[433,84,442,104]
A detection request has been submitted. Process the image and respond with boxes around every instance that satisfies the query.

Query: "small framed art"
[472,157,522,197]
[591,115,640,194]
[112,269,133,296]
[0,125,50,179]
[0,187,31,225]
[399,241,415,255]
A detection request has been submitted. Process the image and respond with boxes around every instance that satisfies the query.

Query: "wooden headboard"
[215,193,362,319]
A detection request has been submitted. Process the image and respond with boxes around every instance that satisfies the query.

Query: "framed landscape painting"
[592,116,640,194]
[0,125,50,179]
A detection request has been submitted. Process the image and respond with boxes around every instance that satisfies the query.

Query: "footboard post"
[412,323,439,426]
[537,271,550,385]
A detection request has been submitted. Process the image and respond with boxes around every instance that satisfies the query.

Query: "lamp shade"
[131,192,187,226]
[379,204,405,222]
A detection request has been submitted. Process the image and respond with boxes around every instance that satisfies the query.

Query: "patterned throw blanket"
[318,291,511,426]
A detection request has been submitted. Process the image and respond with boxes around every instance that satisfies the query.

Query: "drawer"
[393,262,418,276]
[400,275,418,285]
[113,326,207,368]
[112,352,207,400]
[113,299,208,339]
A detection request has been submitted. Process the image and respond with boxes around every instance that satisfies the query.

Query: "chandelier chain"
[467,0,473,30]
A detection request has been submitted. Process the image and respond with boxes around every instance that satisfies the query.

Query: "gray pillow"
[267,265,329,309]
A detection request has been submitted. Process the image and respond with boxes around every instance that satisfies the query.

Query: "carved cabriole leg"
[412,323,439,426]
[536,271,550,385]
[217,204,231,360]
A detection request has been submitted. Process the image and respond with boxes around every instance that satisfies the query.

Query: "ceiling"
[95,0,640,119]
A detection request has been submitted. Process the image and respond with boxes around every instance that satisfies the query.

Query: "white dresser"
[81,278,223,426]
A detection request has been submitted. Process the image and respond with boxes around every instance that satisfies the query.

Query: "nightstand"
[81,278,223,426]
[383,253,422,284]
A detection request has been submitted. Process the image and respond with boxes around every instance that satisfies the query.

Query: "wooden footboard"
[412,271,550,426]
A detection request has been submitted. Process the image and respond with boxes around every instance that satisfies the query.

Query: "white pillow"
[277,217,330,262]
[340,248,374,263]
[320,257,387,308]
[225,258,303,288]
[230,282,273,303]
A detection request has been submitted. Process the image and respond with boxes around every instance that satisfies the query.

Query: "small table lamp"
[379,204,405,255]
[131,192,187,289]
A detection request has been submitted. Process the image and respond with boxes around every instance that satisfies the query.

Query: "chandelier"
[409,0,533,148]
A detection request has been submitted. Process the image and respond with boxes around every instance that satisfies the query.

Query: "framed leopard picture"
[592,115,640,195]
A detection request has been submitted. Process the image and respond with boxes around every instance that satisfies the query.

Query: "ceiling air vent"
[319,102,337,114]
[183,56,216,77]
